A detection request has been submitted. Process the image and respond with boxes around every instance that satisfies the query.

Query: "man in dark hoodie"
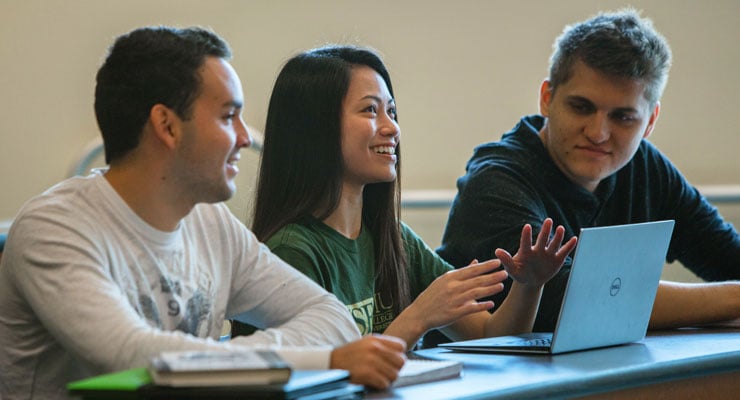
[436,8,740,336]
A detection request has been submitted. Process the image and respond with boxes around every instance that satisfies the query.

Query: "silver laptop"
[440,220,675,355]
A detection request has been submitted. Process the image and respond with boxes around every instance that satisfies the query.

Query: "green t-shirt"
[266,218,452,335]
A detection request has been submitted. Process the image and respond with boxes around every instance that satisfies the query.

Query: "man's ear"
[642,102,661,139]
[539,79,553,117]
[149,104,179,150]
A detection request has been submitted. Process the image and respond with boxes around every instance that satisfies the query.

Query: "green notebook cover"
[67,368,361,400]
[67,367,152,391]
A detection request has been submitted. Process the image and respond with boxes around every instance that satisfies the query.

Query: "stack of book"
[68,349,465,399]
[68,350,362,399]
[148,349,291,387]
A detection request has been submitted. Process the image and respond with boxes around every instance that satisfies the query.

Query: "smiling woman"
[250,46,414,321]
[339,65,400,198]
[234,45,577,350]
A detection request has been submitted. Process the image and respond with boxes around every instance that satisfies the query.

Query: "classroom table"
[367,327,740,399]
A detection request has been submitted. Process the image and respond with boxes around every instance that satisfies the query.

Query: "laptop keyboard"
[502,337,552,347]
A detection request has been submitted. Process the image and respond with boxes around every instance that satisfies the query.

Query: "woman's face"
[340,65,400,191]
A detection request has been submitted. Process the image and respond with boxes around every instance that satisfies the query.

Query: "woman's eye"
[363,105,377,114]
[223,111,240,122]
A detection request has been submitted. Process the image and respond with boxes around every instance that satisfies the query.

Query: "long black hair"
[252,45,410,314]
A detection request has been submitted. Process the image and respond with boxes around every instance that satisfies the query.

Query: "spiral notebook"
[393,358,463,388]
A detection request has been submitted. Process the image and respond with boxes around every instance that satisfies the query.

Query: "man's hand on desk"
[330,334,407,390]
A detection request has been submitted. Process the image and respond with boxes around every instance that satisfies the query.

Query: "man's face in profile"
[173,57,250,204]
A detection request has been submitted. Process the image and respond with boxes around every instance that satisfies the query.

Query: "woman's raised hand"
[495,218,577,287]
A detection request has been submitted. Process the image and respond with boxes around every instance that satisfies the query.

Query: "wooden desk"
[368,328,740,399]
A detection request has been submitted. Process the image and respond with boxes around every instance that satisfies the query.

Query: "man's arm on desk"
[649,280,740,329]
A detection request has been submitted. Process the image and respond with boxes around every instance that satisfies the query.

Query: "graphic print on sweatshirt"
[347,292,394,334]
[123,247,215,337]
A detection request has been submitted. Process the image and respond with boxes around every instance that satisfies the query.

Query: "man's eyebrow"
[566,95,639,113]
[610,107,639,114]
[565,95,594,104]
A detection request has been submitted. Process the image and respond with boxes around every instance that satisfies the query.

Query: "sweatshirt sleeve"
[225,237,361,348]
[219,207,360,349]
[3,202,359,375]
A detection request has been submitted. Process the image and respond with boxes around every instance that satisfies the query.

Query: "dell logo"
[610,278,622,296]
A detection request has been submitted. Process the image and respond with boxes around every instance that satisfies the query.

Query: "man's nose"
[584,112,609,143]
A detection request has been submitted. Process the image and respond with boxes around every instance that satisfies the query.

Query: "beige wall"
[1,0,738,281]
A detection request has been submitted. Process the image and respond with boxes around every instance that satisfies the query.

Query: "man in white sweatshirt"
[0,26,406,400]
